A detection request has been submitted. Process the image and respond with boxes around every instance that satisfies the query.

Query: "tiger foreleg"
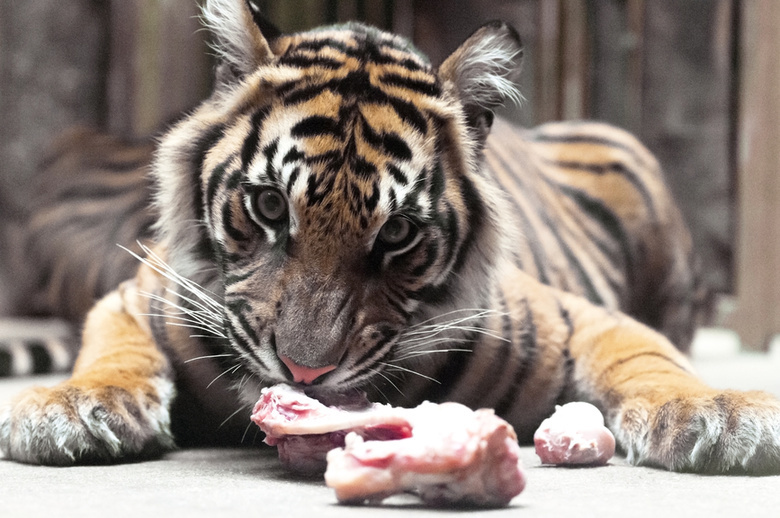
[566,299,780,474]
[0,283,175,465]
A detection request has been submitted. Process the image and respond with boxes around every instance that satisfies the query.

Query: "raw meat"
[250,384,411,473]
[251,384,527,507]
[324,404,526,507]
[533,402,615,466]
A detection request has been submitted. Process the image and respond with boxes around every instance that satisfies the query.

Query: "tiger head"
[152,0,522,396]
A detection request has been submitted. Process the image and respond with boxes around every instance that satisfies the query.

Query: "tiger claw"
[0,378,176,465]
[614,390,780,474]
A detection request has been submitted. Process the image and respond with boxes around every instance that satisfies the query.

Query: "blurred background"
[0,0,777,351]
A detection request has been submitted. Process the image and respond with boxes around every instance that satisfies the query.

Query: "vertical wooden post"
[535,0,561,123]
[729,0,780,350]
[560,0,589,120]
[107,0,211,137]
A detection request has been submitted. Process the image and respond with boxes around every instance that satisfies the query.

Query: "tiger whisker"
[207,363,242,389]
[368,367,405,396]
[140,292,222,325]
[122,243,224,312]
[399,324,509,346]
[405,308,507,331]
[184,353,236,364]
[138,290,226,338]
[137,310,227,339]
[392,348,472,362]
[379,362,440,384]
[219,404,250,430]
[165,322,229,339]
[161,286,224,324]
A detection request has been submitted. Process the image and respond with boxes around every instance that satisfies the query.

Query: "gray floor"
[2,329,780,518]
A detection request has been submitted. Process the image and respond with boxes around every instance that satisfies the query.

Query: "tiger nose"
[279,355,336,384]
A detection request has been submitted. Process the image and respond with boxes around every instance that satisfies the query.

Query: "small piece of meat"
[533,402,615,466]
[251,384,527,507]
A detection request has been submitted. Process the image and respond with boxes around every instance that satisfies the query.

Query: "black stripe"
[494,298,537,417]
[437,203,459,271]
[286,166,300,196]
[282,83,324,105]
[291,116,342,138]
[352,156,377,178]
[360,117,411,161]
[472,297,515,399]
[410,240,440,278]
[282,147,305,165]
[554,348,576,406]
[224,269,255,286]
[543,158,658,220]
[450,174,482,274]
[241,107,270,171]
[387,97,428,135]
[493,151,603,302]
[221,202,249,243]
[558,301,574,345]
[279,55,342,69]
[387,164,408,185]
[263,139,280,182]
[380,73,440,97]
[382,132,412,162]
[532,132,647,167]
[293,38,351,54]
[206,160,232,209]
[225,320,269,371]
[281,72,429,136]
[192,124,227,222]
[351,330,398,377]
[554,181,633,277]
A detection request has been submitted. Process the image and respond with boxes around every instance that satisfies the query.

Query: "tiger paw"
[0,378,176,465]
[615,390,780,474]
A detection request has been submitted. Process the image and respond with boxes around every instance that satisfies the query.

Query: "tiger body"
[2,0,779,474]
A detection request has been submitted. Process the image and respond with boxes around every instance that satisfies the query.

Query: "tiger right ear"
[202,0,279,80]
[439,21,523,144]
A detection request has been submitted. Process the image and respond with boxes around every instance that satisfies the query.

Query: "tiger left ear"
[202,0,279,81]
[439,21,523,144]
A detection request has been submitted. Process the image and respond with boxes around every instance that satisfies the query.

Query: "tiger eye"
[255,188,288,222]
[378,216,412,246]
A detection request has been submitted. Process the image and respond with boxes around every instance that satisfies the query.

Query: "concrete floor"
[1,328,779,518]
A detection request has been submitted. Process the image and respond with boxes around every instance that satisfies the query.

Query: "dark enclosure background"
[1,0,778,349]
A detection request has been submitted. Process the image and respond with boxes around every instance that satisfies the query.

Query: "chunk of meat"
[325,404,526,507]
[251,384,411,472]
[533,402,616,466]
[251,384,527,507]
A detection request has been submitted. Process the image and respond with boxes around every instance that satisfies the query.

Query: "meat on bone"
[250,384,527,507]
[533,402,616,466]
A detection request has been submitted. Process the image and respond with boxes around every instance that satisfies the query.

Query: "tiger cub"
[2,0,779,473]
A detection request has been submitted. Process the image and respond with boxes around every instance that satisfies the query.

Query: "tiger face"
[153,1,523,392]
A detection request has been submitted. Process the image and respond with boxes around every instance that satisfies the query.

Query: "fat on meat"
[533,402,615,466]
[251,384,527,507]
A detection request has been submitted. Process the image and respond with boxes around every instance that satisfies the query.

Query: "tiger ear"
[201,0,280,81]
[439,21,523,143]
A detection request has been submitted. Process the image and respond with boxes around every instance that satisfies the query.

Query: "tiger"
[2,0,779,474]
